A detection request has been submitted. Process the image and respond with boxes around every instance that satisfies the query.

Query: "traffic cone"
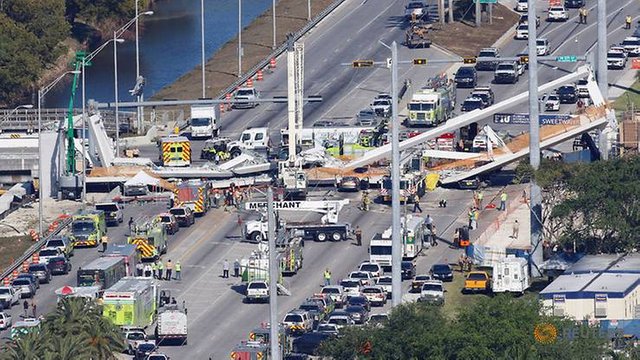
[22,261,29,272]
[12,270,18,278]
[269,58,276,69]
[32,253,40,264]
[256,70,263,81]
[246,77,253,88]
[3,278,9,286]
[219,103,225,114]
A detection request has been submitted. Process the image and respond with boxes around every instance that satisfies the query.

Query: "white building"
[540,254,640,321]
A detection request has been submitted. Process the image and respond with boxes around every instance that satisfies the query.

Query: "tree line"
[0,0,150,107]
[319,295,634,359]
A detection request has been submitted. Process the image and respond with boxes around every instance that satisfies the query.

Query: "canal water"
[45,0,272,107]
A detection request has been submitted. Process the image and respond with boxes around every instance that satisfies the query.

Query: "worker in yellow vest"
[175,261,182,280]
[626,15,633,30]
[500,191,507,211]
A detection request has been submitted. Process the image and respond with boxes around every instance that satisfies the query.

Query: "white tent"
[124,171,161,187]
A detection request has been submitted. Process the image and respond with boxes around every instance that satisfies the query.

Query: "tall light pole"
[267,187,279,360]
[0,104,32,130]
[272,0,277,49]
[307,0,311,21]
[238,0,242,77]
[527,0,543,277]
[38,72,77,234]
[201,0,206,97]
[597,0,607,99]
[114,30,120,158]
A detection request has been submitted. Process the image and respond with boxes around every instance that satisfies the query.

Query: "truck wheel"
[231,149,242,158]
[251,232,263,242]
[316,232,327,242]
[331,232,342,241]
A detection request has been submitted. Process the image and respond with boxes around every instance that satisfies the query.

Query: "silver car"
[11,278,36,298]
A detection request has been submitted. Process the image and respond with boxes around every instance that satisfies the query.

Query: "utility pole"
[439,0,445,24]
[597,0,608,100]
[201,0,206,97]
[489,3,493,25]
[390,41,402,306]
[448,0,454,23]
[475,0,481,27]
[272,0,277,49]
[527,0,543,278]
[267,187,279,360]
[307,0,311,21]
[238,0,242,77]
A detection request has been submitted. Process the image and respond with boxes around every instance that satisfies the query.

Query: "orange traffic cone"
[256,70,263,81]
[246,78,254,88]
[269,58,276,69]
[219,103,225,114]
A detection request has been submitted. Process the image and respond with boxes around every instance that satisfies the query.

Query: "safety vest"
[626,16,632,23]
[468,211,474,220]
[175,262,181,272]
[501,193,507,202]
[157,262,164,270]
[324,271,331,279]
[477,192,483,200]
[151,263,157,271]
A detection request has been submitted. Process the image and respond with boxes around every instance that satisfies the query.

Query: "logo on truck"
[246,201,303,210]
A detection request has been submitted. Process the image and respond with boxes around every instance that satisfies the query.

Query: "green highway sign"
[556,56,578,62]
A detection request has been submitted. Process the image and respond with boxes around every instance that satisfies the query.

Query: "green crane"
[65,51,88,174]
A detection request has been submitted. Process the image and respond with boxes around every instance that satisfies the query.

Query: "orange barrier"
[32,253,40,264]
[28,229,39,242]
[219,103,225,113]
[22,261,29,272]
[12,270,18,278]
[246,78,254,88]
[2,278,9,286]
[256,70,264,81]
[269,58,276,69]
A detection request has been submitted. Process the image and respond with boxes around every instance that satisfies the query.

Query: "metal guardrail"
[215,0,347,101]
[0,217,72,282]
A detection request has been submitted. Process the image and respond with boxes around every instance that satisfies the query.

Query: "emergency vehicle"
[378,172,426,204]
[128,217,168,260]
[173,180,210,216]
[70,210,107,247]
[159,136,191,167]
[406,74,456,127]
[102,277,158,328]
[369,215,426,267]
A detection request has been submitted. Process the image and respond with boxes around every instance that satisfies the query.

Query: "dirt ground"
[429,4,520,57]
[152,0,336,101]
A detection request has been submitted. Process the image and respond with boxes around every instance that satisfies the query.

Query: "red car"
[156,213,179,234]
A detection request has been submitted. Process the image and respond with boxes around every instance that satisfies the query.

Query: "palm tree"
[83,316,126,359]
[2,332,44,360]
[43,335,89,360]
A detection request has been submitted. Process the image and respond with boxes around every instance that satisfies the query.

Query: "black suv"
[401,261,416,280]
[454,67,478,88]
[565,0,585,8]
[557,85,578,104]
[430,264,454,282]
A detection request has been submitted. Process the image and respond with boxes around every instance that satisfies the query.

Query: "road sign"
[633,58,640,69]
[556,55,578,63]
[493,113,578,125]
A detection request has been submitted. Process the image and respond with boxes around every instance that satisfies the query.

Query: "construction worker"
[128,217,134,233]
[412,193,422,213]
[101,236,108,252]
[458,253,465,272]
[157,260,164,280]
[234,259,241,277]
[477,190,484,209]
[626,15,633,30]
[354,226,363,246]
[361,191,371,211]
[500,191,507,211]
[579,6,587,24]
[323,268,332,286]
[467,208,475,229]
[175,261,182,280]
[165,260,173,281]
[151,261,158,279]
[430,224,438,247]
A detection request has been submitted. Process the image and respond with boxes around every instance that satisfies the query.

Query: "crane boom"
[65,51,86,174]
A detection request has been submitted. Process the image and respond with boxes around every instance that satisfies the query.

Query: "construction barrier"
[219,103,225,113]
[2,278,9,286]
[22,261,29,272]
[28,229,39,242]
[256,70,264,81]
[246,77,254,88]
[48,220,60,233]
[32,253,39,264]
[12,270,18,278]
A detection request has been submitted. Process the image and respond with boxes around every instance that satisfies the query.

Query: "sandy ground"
[152,0,335,102]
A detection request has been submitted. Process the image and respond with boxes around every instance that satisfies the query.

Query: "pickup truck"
[463,271,491,293]
[0,287,20,309]
[494,61,519,84]
[246,281,269,303]
[95,202,123,226]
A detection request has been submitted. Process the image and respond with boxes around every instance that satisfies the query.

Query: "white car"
[326,314,354,329]
[361,286,387,306]
[340,278,364,298]
[321,285,347,307]
[621,37,640,57]
[547,7,569,22]
[607,48,627,69]
[515,24,529,40]
[358,262,382,278]
[544,94,561,111]
[370,99,391,117]
[0,287,20,308]
[576,79,590,98]
[246,281,269,303]
[419,280,445,305]
[536,38,550,56]
[375,276,392,297]
[123,329,149,355]
[349,271,374,286]
[37,247,64,265]
[516,0,528,12]
[0,312,12,330]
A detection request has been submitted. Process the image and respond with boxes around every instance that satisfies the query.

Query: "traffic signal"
[352,60,374,68]
[463,57,477,64]
[520,55,529,64]
[413,58,427,65]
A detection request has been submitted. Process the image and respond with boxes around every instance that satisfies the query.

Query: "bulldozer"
[405,22,432,49]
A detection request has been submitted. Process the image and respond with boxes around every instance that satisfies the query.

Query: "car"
[375,93,392,101]
[339,279,364,299]
[494,61,519,84]
[347,295,371,312]
[0,287,20,309]
[123,329,148,355]
[356,109,377,123]
[11,278,35,298]
[233,87,260,109]
[621,37,640,57]
[146,354,170,360]
[544,94,561,111]
[16,273,40,290]
[515,0,528,12]
[134,342,157,360]
[0,312,12,330]
[401,261,416,280]
[367,313,389,327]
[375,276,392,298]
[361,286,386,306]
[326,312,355,329]
[27,263,52,284]
[169,207,195,227]
[38,247,64,265]
[405,1,427,20]
[344,305,369,324]
[430,264,454,282]
[519,14,540,27]
[356,117,375,127]
[514,24,529,40]
[282,310,313,335]
[321,285,347,308]
[313,120,335,128]
[476,48,500,71]
[410,274,432,293]
[358,262,382,278]
[470,91,492,108]
[95,202,123,226]
[349,271,374,286]
[564,0,585,8]
[557,85,578,104]
[371,98,391,117]
[156,213,179,235]
[47,256,72,275]
[547,6,569,22]
[607,48,627,69]
[338,176,360,192]
[44,236,74,257]
[298,301,326,323]
[454,66,477,88]
[246,281,269,303]
[536,38,550,56]
[461,97,485,112]
[419,280,445,305]
[308,294,336,316]
[317,323,340,335]
[576,79,590,98]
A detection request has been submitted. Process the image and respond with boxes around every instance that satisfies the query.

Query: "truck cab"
[95,202,123,226]
[189,105,218,138]
[463,271,491,293]
[226,128,271,158]
[71,210,107,247]
[494,61,519,84]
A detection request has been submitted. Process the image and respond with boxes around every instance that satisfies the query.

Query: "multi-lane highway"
[5,0,639,358]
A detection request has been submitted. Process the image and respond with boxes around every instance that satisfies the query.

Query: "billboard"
[493,113,579,125]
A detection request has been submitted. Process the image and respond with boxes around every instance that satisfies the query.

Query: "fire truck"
[173,180,210,216]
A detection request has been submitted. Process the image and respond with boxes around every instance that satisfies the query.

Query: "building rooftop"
[565,253,640,274]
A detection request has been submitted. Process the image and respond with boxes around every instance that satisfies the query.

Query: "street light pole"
[114,30,120,160]
[272,0,277,49]
[308,0,311,21]
[597,0,608,99]
[135,0,141,137]
[238,0,242,77]
[267,187,279,360]
[390,41,401,307]
[82,59,88,209]
[201,0,206,97]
